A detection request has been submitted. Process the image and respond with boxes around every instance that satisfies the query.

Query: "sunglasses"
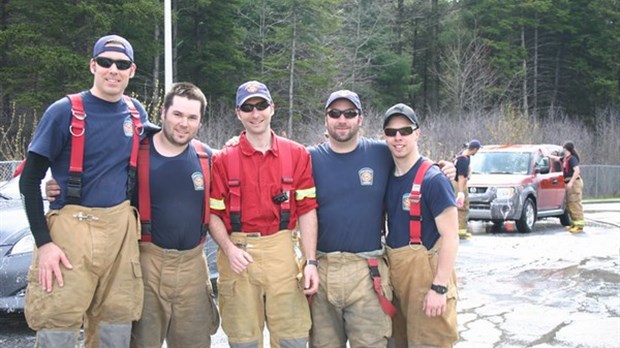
[327,109,360,119]
[94,57,133,70]
[384,125,418,137]
[239,100,271,113]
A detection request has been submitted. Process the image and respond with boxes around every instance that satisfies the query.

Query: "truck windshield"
[471,152,532,175]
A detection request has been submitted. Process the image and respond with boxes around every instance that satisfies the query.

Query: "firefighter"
[382,103,460,347]
[543,142,585,233]
[453,139,482,239]
[19,35,147,348]
[209,81,319,348]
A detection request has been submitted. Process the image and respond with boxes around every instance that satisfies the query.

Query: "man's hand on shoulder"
[437,160,456,181]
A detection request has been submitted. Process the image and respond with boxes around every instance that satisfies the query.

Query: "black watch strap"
[305,259,319,267]
[430,284,448,294]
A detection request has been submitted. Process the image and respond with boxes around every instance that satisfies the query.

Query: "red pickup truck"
[467,144,571,232]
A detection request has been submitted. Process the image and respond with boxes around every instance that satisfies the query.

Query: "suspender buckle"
[66,172,82,203]
[272,191,289,204]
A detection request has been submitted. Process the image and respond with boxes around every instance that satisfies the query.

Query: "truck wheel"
[516,198,536,233]
[559,208,572,226]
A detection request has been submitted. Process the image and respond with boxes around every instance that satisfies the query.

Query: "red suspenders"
[225,136,293,232]
[368,159,435,317]
[137,137,211,242]
[66,93,143,204]
[409,159,434,244]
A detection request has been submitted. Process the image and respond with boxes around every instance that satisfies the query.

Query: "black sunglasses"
[239,100,271,113]
[384,125,418,137]
[327,109,360,119]
[94,57,133,70]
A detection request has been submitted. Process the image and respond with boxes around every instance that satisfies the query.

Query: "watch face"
[431,284,448,294]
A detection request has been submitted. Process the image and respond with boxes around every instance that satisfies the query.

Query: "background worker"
[541,142,584,233]
[209,81,319,348]
[453,139,481,239]
[19,34,147,347]
[382,103,459,348]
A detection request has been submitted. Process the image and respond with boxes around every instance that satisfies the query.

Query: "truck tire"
[516,198,536,233]
[559,208,572,226]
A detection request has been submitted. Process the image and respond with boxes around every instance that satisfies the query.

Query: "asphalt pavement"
[2,202,619,348]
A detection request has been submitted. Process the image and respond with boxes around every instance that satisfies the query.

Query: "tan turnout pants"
[451,181,469,233]
[131,242,219,348]
[310,252,392,348]
[387,240,458,348]
[217,230,310,348]
[566,177,584,226]
[25,201,143,348]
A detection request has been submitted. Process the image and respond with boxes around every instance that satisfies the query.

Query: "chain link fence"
[0,160,21,184]
[580,165,620,199]
[1,160,619,199]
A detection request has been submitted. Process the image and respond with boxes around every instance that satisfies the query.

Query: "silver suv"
[467,144,571,232]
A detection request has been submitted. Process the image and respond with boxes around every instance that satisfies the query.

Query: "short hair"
[163,82,207,116]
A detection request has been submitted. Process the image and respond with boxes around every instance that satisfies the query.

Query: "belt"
[564,176,580,183]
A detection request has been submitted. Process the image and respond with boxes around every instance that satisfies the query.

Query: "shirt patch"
[192,172,205,191]
[401,193,411,211]
[358,167,374,186]
[123,116,134,137]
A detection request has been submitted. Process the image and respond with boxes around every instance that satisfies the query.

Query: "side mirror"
[536,157,550,174]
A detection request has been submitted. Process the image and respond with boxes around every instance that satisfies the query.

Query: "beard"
[327,123,360,143]
[163,127,193,147]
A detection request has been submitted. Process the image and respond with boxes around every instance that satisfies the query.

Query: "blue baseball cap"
[236,81,273,107]
[324,90,362,112]
[468,139,482,149]
[92,35,134,61]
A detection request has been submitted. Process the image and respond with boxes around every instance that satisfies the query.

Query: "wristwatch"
[430,284,448,294]
[305,259,319,267]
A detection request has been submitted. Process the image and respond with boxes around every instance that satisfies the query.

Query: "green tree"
[238,0,339,137]
[174,0,247,105]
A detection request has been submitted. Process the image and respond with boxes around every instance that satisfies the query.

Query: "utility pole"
[164,0,173,92]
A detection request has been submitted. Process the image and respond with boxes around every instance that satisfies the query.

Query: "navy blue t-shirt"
[562,155,579,178]
[309,138,393,253]
[455,154,470,181]
[385,158,456,249]
[28,91,148,209]
[140,137,212,250]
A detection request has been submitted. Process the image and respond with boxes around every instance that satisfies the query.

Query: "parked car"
[0,173,218,312]
[467,144,571,232]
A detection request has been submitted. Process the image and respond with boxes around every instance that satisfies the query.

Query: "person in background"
[209,80,319,348]
[542,142,584,233]
[453,139,481,239]
[382,103,459,348]
[19,34,147,348]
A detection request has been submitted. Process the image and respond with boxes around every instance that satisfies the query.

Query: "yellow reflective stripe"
[295,187,316,200]
[210,197,225,211]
